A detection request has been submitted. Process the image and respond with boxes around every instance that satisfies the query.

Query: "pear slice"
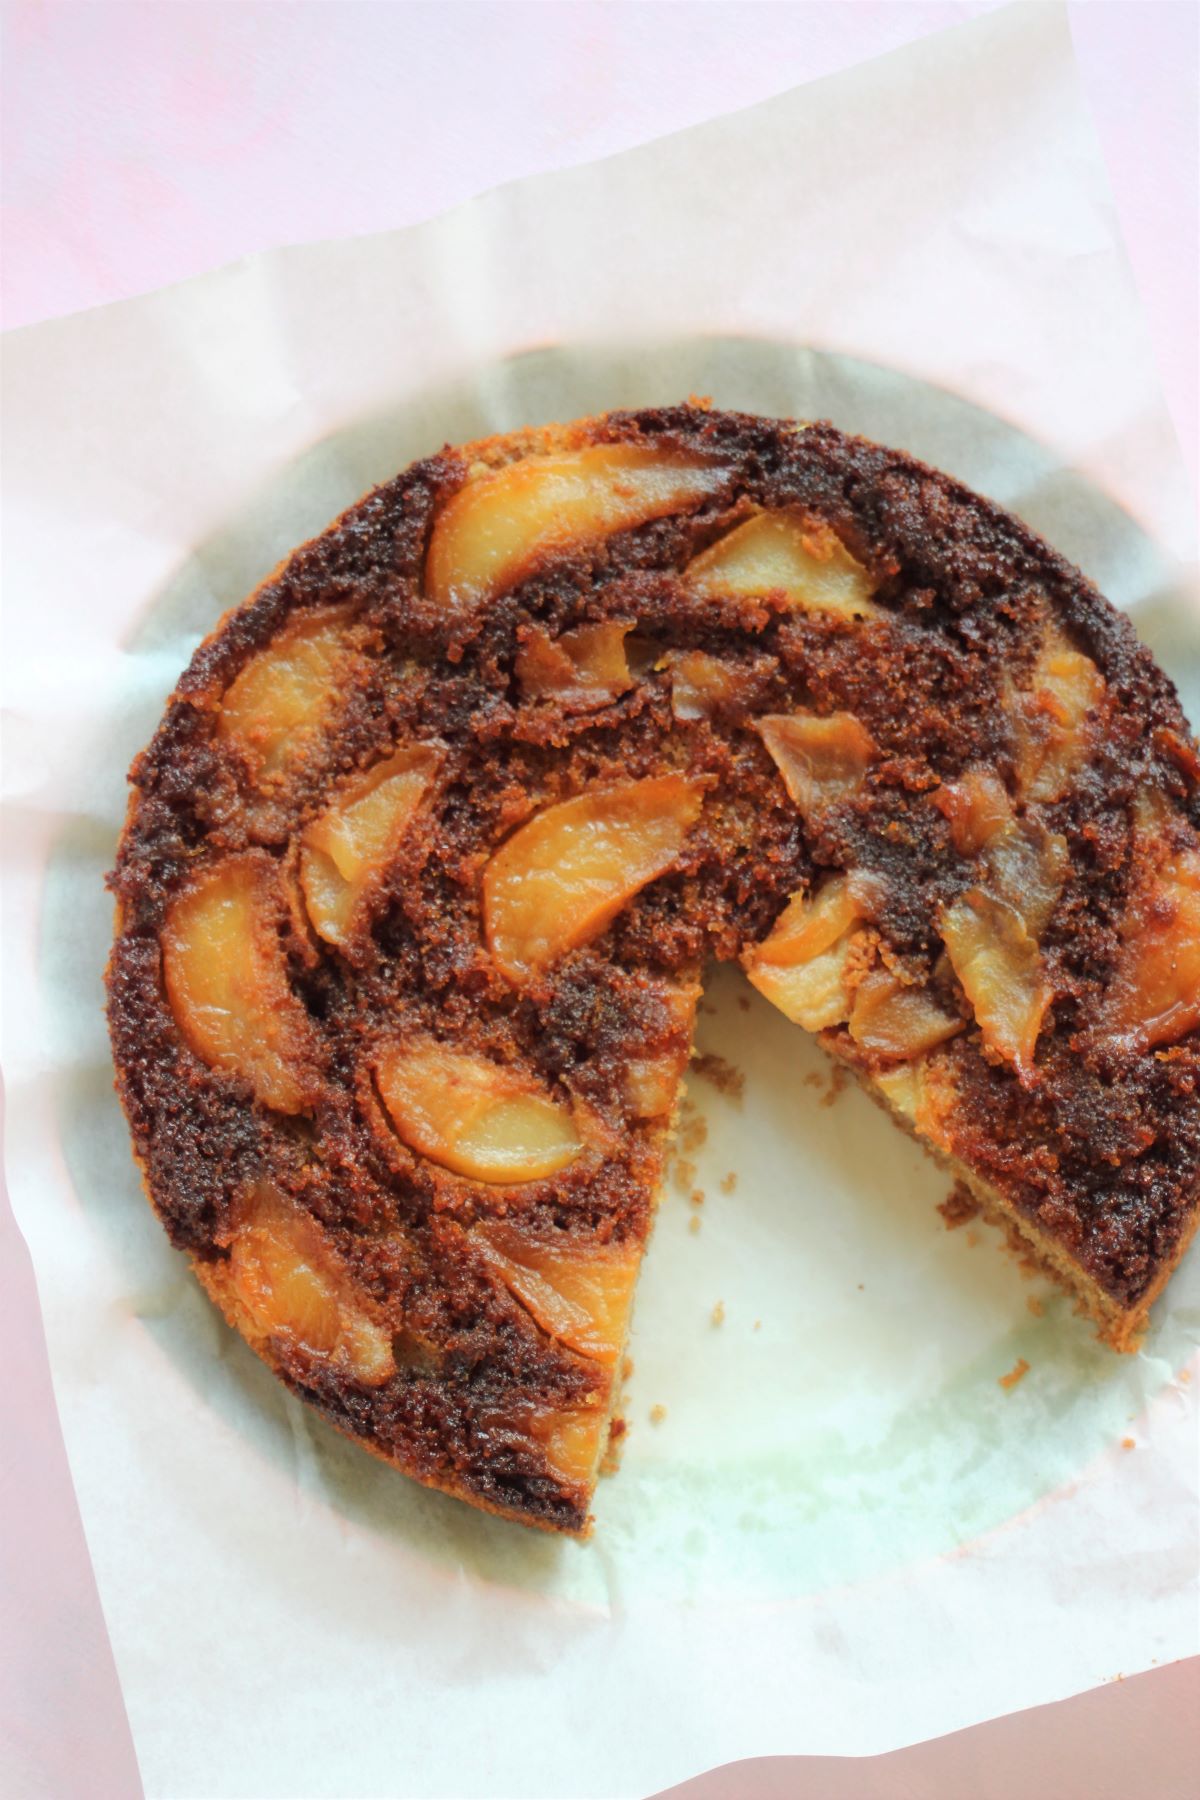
[1103,842,1200,1050]
[757,710,876,819]
[161,853,316,1113]
[751,875,864,968]
[516,621,633,708]
[663,649,740,721]
[218,1182,393,1383]
[932,769,1014,856]
[299,743,441,947]
[1013,636,1106,803]
[483,774,704,982]
[940,889,1050,1080]
[376,1040,580,1183]
[534,1405,610,1489]
[848,969,962,1058]
[475,1224,639,1366]
[218,607,356,779]
[685,510,879,618]
[426,445,727,615]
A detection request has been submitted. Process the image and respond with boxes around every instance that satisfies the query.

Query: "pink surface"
[2,5,1197,1797]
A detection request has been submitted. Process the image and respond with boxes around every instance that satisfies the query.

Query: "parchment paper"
[3,8,1198,1798]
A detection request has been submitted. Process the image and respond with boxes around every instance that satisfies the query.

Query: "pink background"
[2,4,1197,1796]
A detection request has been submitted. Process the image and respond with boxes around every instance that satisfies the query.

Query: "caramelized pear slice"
[940,889,1050,1080]
[747,935,863,1030]
[483,775,704,982]
[516,621,633,708]
[848,969,963,1058]
[664,650,740,722]
[161,853,315,1113]
[222,1183,393,1382]
[757,711,876,819]
[985,818,1068,940]
[475,1225,639,1366]
[1103,844,1200,1049]
[376,1040,580,1183]
[933,770,1014,856]
[1014,637,1106,803]
[299,743,440,946]
[685,510,879,617]
[752,875,864,968]
[218,607,355,778]
[426,445,727,615]
[536,1406,609,1489]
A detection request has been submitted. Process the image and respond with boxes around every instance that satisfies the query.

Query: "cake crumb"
[691,1053,744,1102]
[939,1181,981,1230]
[753,1319,761,1331]
[678,1101,708,1154]
[737,994,751,1012]
[1121,1436,1135,1450]
[650,1404,667,1424]
[600,1415,627,1475]
[820,1064,848,1108]
[711,1300,726,1327]
[688,1214,702,1234]
[964,1228,980,1248]
[720,1171,737,1195]
[999,1357,1030,1391]
[672,1157,696,1193]
[690,1188,705,1207]
[1026,1295,1044,1317]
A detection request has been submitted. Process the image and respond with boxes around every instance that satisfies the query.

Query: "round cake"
[106,404,1200,1534]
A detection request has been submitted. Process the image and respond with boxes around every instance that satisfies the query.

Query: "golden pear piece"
[376,1040,581,1183]
[299,743,441,947]
[686,511,878,618]
[483,774,704,982]
[426,445,727,615]
[161,853,316,1113]
[218,607,355,778]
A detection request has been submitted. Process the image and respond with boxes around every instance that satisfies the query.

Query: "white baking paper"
[3,7,1198,1797]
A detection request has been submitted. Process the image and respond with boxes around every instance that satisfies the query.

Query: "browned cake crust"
[106,405,1200,1534]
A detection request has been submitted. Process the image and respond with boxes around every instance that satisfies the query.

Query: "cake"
[106,405,1200,1535]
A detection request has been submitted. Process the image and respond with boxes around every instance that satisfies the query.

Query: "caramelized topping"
[299,744,440,947]
[483,775,704,982]
[376,1040,580,1183]
[426,445,727,614]
[940,890,1050,1080]
[751,875,864,968]
[475,1225,639,1365]
[218,608,356,779]
[516,621,634,708]
[224,1183,393,1382]
[161,853,316,1113]
[685,510,879,618]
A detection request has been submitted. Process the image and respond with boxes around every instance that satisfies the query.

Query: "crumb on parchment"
[650,1404,667,1425]
[711,1300,726,1327]
[1027,1295,1044,1317]
[1122,1437,1135,1450]
[720,1171,737,1195]
[691,1052,744,1102]
[999,1357,1030,1391]
[688,1214,701,1234]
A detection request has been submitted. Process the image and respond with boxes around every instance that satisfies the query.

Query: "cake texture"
[107,405,1200,1534]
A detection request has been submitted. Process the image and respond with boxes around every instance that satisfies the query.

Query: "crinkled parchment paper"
[3,8,1198,1797]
